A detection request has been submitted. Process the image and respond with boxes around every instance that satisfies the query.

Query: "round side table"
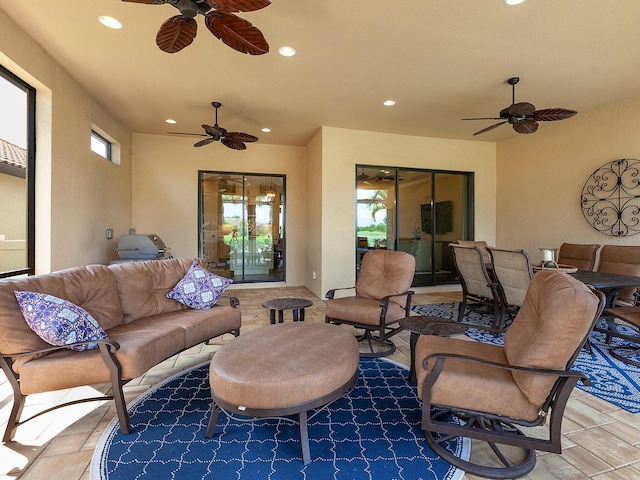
[400,315,466,382]
[262,297,313,324]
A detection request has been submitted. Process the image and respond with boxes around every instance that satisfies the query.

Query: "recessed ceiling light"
[261,127,271,133]
[98,15,123,30]
[504,0,526,5]
[278,46,296,57]
[383,100,396,106]
[165,119,177,124]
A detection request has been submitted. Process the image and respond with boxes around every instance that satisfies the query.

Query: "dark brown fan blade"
[505,102,536,117]
[211,0,271,13]
[473,121,507,136]
[513,119,539,134]
[194,137,216,147]
[205,12,269,55]
[167,131,208,137]
[462,117,503,121]
[156,16,197,53]
[222,138,247,150]
[532,108,577,121]
[122,0,168,4]
[225,132,258,142]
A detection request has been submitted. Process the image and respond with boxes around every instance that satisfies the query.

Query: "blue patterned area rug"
[412,302,640,413]
[91,357,469,480]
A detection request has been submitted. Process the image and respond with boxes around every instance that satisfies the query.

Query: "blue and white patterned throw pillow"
[166,261,232,309]
[14,291,108,351]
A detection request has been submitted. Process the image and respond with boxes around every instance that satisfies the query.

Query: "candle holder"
[539,248,558,265]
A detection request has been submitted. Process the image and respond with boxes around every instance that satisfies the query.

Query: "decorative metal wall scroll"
[581,158,640,237]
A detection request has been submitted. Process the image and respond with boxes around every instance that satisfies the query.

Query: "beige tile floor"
[1,286,640,479]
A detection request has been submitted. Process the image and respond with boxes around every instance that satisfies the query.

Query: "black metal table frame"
[262,297,314,324]
[399,315,467,382]
[570,270,640,308]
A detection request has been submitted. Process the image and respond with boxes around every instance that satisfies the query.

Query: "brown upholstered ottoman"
[205,322,359,464]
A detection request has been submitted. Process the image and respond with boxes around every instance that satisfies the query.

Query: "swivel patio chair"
[487,247,534,318]
[598,305,640,366]
[556,242,601,271]
[450,243,504,332]
[325,250,415,357]
[415,270,604,479]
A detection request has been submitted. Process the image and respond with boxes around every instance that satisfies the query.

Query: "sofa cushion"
[109,258,200,324]
[166,261,232,309]
[14,291,108,351]
[132,305,241,348]
[0,265,122,371]
[54,264,124,331]
[17,320,186,394]
[0,273,67,364]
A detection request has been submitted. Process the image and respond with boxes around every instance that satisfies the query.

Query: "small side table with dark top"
[400,315,467,382]
[262,297,313,324]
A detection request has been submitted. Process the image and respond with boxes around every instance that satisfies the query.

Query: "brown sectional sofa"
[0,257,241,442]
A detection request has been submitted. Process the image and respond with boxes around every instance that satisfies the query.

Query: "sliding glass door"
[199,172,285,283]
[356,166,473,287]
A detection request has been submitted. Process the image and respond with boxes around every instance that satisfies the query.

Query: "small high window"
[91,130,111,160]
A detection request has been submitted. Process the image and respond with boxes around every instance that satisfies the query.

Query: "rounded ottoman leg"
[299,410,310,465]
[205,403,220,438]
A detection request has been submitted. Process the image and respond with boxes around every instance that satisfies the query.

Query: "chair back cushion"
[504,270,601,406]
[557,243,600,271]
[451,245,494,299]
[597,245,640,306]
[457,240,491,264]
[488,248,532,308]
[356,250,415,306]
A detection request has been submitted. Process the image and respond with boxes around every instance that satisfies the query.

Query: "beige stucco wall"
[496,95,640,261]
[131,133,307,285]
[317,126,497,297]
[0,10,133,272]
[305,129,323,293]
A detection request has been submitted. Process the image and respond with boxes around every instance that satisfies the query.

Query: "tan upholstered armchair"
[325,250,415,357]
[415,270,604,478]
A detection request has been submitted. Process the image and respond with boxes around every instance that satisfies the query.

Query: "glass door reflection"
[200,172,284,283]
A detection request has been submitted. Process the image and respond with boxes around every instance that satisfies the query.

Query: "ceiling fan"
[121,0,271,55]
[462,77,577,136]
[168,102,258,150]
[357,169,402,184]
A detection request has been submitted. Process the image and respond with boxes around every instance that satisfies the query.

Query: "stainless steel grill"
[112,234,171,263]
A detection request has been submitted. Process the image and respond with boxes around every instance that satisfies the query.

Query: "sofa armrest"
[1,338,121,360]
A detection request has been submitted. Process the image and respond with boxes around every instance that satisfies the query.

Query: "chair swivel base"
[355,331,396,358]
[610,345,640,367]
[424,411,537,479]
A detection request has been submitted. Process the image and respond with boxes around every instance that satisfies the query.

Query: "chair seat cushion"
[325,296,406,327]
[415,335,541,422]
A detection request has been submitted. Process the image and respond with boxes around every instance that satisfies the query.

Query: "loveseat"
[0,257,241,442]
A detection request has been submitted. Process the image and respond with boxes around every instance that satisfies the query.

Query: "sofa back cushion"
[0,264,122,369]
[109,258,200,324]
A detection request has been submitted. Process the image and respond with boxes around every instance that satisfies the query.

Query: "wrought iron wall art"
[581,158,640,236]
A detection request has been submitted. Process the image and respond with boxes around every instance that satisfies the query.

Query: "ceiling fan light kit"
[168,101,258,149]
[463,76,577,136]
[122,0,271,55]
